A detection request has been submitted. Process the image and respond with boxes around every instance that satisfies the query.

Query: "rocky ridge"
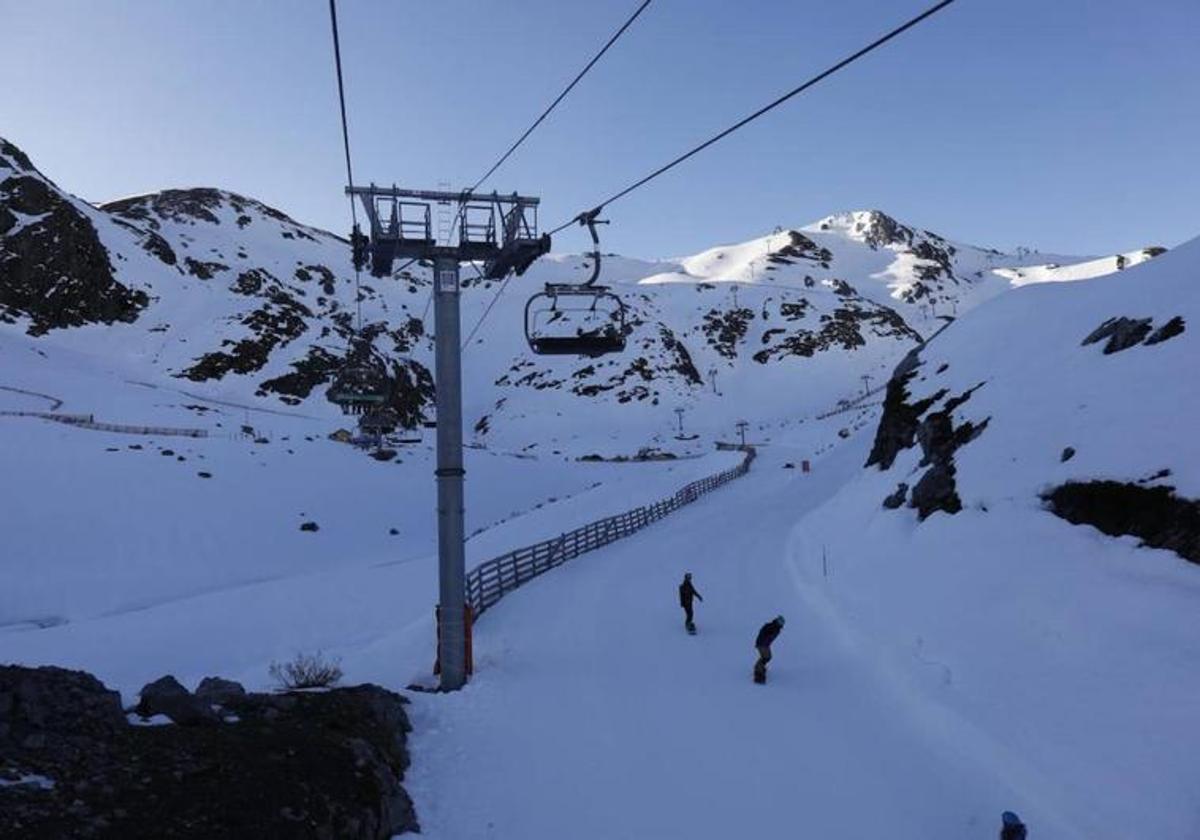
[0,665,417,839]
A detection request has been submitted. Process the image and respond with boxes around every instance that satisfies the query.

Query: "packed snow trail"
[405,440,1073,839]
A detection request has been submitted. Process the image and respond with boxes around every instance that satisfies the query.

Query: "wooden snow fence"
[466,447,756,617]
[0,410,208,438]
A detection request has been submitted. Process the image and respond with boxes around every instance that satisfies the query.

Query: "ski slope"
[405,439,1068,840]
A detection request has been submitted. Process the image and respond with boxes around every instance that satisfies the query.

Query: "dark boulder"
[135,675,217,726]
[911,462,962,518]
[882,482,908,509]
[194,677,246,707]
[1082,316,1153,354]
[0,665,125,745]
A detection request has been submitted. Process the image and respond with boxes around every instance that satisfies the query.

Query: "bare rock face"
[0,139,148,335]
[866,353,989,520]
[853,210,915,249]
[1082,316,1153,354]
[1082,315,1185,355]
[1043,481,1200,565]
[865,356,945,472]
[0,666,419,839]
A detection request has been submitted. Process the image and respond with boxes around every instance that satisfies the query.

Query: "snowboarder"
[999,811,1027,840]
[678,573,703,633]
[753,615,785,683]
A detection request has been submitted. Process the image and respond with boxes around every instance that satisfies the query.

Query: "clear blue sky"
[3,0,1197,258]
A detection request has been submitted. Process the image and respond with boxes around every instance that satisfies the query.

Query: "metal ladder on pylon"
[436,180,453,246]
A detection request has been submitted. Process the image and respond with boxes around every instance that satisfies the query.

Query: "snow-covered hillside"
[791,235,1199,838]
[3,137,1163,456]
[5,132,1196,839]
[993,247,1165,287]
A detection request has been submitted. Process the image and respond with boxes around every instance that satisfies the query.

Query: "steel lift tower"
[349,184,550,690]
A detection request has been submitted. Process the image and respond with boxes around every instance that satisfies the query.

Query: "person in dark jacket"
[753,615,785,683]
[678,573,703,632]
[999,811,1027,840]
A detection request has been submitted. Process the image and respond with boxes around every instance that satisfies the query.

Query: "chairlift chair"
[523,208,627,358]
[524,285,626,356]
[328,364,387,415]
[359,406,400,435]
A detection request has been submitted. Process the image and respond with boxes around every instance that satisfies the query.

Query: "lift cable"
[456,0,654,349]
[461,266,511,349]
[467,0,654,195]
[548,0,957,237]
[328,0,363,332]
[449,0,652,264]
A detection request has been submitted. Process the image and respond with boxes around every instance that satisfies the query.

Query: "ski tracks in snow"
[405,440,1075,839]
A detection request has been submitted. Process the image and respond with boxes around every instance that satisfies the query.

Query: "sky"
[2,0,1198,260]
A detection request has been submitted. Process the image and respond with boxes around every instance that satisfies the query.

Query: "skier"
[678,573,703,634]
[753,615,785,683]
[999,811,1027,840]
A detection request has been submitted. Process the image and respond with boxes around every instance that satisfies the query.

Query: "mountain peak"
[805,210,916,249]
[0,137,35,174]
[101,187,312,234]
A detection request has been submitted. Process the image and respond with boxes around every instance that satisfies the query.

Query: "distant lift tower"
[349,184,550,690]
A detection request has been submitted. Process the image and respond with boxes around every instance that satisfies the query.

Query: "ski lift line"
[327,0,364,332]
[462,270,514,350]
[547,0,958,237]
[421,285,435,323]
[437,0,653,258]
[435,0,652,255]
[467,0,654,195]
[327,0,357,208]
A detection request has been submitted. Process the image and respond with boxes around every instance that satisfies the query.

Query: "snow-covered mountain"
[4,133,1198,839]
[2,136,1165,455]
[789,233,1198,838]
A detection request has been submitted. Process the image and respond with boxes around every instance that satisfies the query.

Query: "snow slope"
[4,133,1195,838]
[4,137,1161,458]
[407,439,1074,839]
[993,247,1164,287]
[0,340,741,634]
[789,236,1200,838]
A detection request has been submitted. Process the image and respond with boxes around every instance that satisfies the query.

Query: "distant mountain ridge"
[0,136,1169,452]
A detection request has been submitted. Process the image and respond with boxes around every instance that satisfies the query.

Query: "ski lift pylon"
[523,208,627,357]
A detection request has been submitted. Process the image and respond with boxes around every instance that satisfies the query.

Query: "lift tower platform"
[348,184,551,691]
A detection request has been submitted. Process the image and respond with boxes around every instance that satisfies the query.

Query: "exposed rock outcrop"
[0,140,148,335]
[0,666,418,839]
[866,355,989,519]
[1043,481,1200,565]
[1082,315,1185,354]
